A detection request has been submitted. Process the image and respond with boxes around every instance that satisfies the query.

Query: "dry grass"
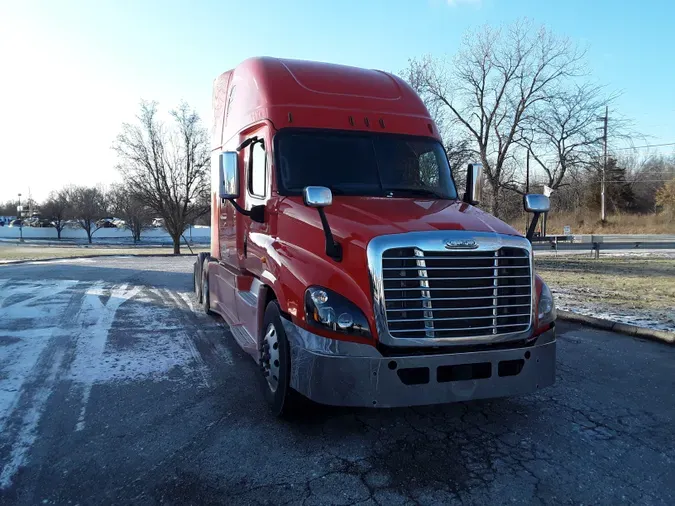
[535,255,675,313]
[0,244,209,262]
[509,212,675,235]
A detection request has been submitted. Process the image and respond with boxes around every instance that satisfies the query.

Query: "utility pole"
[525,149,530,233]
[601,106,608,223]
[526,149,530,193]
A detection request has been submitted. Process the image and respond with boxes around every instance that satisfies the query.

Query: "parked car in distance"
[8,219,23,227]
[152,218,164,228]
[0,220,5,227]
[96,217,117,228]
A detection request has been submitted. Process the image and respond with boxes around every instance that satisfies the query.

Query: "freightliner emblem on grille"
[444,239,479,249]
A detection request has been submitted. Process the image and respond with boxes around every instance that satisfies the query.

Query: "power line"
[593,180,674,183]
[611,142,675,151]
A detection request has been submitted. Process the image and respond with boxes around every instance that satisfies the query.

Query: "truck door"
[243,126,272,278]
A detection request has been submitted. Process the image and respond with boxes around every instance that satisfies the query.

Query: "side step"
[229,324,257,359]
[232,275,264,360]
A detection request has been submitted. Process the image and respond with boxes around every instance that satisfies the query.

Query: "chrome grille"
[382,247,532,339]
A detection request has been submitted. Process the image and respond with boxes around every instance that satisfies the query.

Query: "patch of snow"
[553,288,675,333]
[0,278,79,488]
[0,278,217,488]
[0,346,66,489]
[69,282,142,430]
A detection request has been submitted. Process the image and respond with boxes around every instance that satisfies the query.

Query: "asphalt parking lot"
[1,256,674,505]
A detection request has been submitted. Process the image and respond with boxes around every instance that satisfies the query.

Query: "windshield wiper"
[386,188,446,199]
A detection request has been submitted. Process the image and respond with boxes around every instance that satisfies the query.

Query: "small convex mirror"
[303,186,333,208]
[523,194,550,213]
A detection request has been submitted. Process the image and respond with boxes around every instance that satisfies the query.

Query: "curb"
[0,253,197,266]
[557,310,675,345]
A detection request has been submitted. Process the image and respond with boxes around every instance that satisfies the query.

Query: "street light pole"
[17,192,23,242]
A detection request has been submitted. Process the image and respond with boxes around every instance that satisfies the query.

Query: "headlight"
[305,287,371,338]
[537,282,556,325]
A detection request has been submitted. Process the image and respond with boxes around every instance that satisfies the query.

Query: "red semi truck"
[194,57,556,416]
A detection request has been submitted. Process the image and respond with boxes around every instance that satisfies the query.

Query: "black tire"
[201,264,214,315]
[194,252,209,303]
[259,301,302,418]
[193,262,202,302]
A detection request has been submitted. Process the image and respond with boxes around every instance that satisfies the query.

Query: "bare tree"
[406,20,585,216]
[40,190,71,239]
[445,137,475,191]
[0,200,20,219]
[519,84,603,190]
[521,85,636,191]
[113,101,210,254]
[108,183,153,242]
[68,185,107,244]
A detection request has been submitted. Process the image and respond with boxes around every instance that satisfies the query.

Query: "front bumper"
[283,319,556,408]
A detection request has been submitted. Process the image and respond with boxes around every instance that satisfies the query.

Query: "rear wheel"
[194,252,209,303]
[259,301,302,417]
[201,265,214,315]
[193,262,201,301]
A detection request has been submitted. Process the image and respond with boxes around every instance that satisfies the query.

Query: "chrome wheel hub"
[261,323,280,393]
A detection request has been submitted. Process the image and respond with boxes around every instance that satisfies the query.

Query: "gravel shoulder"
[536,255,675,332]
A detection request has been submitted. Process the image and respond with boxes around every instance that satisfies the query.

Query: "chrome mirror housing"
[464,163,483,205]
[218,151,239,199]
[523,194,550,213]
[303,186,333,208]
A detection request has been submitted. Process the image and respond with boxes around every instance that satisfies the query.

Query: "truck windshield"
[275,131,458,199]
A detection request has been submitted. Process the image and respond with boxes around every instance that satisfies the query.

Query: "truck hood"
[274,196,523,330]
[279,196,521,248]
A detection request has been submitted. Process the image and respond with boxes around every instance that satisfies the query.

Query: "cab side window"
[249,141,266,197]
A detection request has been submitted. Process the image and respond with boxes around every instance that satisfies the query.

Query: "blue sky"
[1,0,674,202]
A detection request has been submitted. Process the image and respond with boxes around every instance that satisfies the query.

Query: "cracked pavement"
[0,256,673,505]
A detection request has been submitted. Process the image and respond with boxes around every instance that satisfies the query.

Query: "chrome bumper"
[283,319,556,408]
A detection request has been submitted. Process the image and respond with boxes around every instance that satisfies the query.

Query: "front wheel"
[259,301,302,417]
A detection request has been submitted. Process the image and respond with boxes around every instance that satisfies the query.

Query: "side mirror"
[523,194,550,242]
[303,186,333,208]
[302,186,341,261]
[463,163,482,205]
[523,194,550,213]
[217,151,239,199]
